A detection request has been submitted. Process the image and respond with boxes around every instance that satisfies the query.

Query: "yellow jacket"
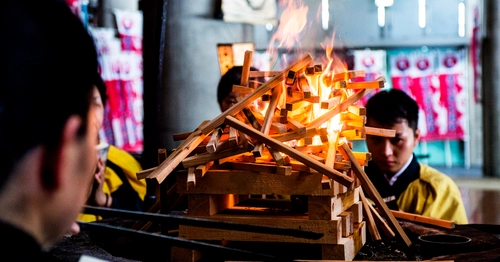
[397,164,468,224]
[79,145,146,222]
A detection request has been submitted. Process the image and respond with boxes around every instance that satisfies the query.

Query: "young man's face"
[365,118,420,177]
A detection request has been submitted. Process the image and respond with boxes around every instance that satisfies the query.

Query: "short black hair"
[216,66,259,107]
[0,0,98,189]
[365,89,419,131]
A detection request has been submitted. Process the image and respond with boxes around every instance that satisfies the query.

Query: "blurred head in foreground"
[0,0,98,250]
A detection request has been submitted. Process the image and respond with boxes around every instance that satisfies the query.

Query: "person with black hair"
[364,89,468,224]
[81,74,146,220]
[217,66,262,112]
[0,0,99,259]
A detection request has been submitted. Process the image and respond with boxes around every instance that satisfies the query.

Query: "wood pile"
[138,50,413,260]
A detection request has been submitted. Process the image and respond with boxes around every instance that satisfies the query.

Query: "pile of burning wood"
[137,51,417,260]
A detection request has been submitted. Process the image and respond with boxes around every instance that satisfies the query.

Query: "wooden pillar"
[482,0,500,177]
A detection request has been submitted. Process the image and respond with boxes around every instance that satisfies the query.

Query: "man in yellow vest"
[364,89,468,224]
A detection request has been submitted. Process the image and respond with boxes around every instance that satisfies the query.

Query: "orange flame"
[264,1,353,147]
[267,0,309,65]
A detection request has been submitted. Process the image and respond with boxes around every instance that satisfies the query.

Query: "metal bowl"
[418,234,472,258]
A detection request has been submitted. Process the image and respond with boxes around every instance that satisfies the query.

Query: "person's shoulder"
[418,163,456,186]
[108,145,135,160]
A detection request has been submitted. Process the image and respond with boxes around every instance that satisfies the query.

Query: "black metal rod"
[83,206,323,240]
[78,222,289,261]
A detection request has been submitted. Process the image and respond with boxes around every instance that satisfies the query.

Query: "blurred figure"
[364,89,467,224]
[217,66,262,112]
[80,74,146,222]
[0,0,98,259]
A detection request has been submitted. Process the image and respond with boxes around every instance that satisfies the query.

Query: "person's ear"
[413,128,421,147]
[42,116,83,190]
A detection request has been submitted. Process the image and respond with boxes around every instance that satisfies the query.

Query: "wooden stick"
[187,167,196,189]
[298,77,311,98]
[200,53,314,134]
[222,161,292,176]
[146,130,208,184]
[225,116,353,187]
[360,190,382,241]
[206,127,222,153]
[353,152,372,161]
[137,167,156,180]
[307,88,375,129]
[182,146,250,168]
[232,84,255,95]
[228,127,239,146]
[286,117,306,136]
[286,100,308,111]
[240,50,253,86]
[270,122,287,134]
[391,210,456,229]
[270,127,318,142]
[254,85,283,157]
[321,96,341,110]
[347,105,366,116]
[172,131,192,141]
[339,143,412,247]
[333,161,351,171]
[365,126,396,137]
[368,199,396,238]
[339,79,384,89]
[195,161,213,179]
[248,71,281,78]
[332,70,366,82]
[265,145,285,166]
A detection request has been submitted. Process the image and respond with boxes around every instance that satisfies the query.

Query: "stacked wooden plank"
[139,51,413,260]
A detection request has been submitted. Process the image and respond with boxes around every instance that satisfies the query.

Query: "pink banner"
[389,49,466,141]
[352,49,388,105]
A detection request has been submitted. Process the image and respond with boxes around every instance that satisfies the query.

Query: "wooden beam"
[146,130,207,184]
[359,190,381,241]
[270,122,287,134]
[137,167,155,180]
[286,117,306,136]
[298,77,311,98]
[178,169,328,196]
[338,78,384,89]
[391,210,456,229]
[347,105,366,116]
[182,146,250,168]
[187,167,196,190]
[228,127,239,146]
[206,127,222,153]
[195,161,214,179]
[307,89,375,129]
[232,84,254,95]
[339,143,412,247]
[240,50,252,86]
[321,96,341,110]
[200,53,314,134]
[248,71,281,78]
[254,85,283,157]
[364,126,396,137]
[332,70,366,81]
[368,200,395,238]
[225,116,353,187]
[222,161,292,176]
[172,131,191,141]
[270,127,318,142]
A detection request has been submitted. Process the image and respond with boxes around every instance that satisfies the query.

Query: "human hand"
[87,158,107,207]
